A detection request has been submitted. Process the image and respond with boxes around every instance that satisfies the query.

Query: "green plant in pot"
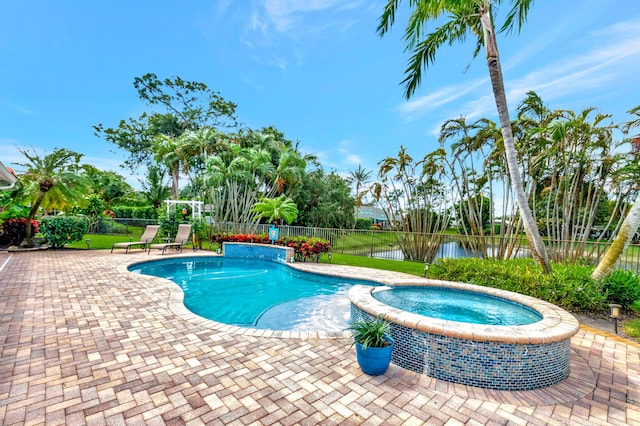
[348,315,394,375]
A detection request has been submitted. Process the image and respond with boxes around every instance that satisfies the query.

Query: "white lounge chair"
[149,224,192,255]
[111,225,160,253]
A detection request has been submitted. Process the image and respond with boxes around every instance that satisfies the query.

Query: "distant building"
[355,206,388,227]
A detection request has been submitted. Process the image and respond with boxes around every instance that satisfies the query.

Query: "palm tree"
[14,148,89,247]
[251,195,299,225]
[592,104,640,280]
[140,165,170,209]
[152,134,181,199]
[378,0,551,273]
[348,165,372,223]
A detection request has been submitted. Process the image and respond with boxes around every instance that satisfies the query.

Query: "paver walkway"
[0,250,639,425]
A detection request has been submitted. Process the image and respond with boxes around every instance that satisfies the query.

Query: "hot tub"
[349,279,579,390]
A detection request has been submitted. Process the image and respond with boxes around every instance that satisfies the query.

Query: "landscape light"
[609,303,621,334]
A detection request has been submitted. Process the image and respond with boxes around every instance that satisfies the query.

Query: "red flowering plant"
[280,236,331,262]
[211,232,271,246]
[210,233,331,262]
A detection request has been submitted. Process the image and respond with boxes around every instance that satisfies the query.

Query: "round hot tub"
[349,279,579,390]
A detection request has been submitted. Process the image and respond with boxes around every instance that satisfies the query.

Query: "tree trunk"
[480,6,552,273]
[171,167,179,199]
[21,191,46,246]
[592,196,640,280]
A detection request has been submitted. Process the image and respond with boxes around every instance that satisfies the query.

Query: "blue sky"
[1,0,639,188]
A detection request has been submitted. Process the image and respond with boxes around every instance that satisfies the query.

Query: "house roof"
[355,206,388,222]
[0,161,17,190]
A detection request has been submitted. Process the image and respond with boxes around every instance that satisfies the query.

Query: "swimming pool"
[129,256,378,332]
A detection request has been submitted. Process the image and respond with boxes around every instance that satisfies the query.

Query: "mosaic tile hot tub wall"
[223,242,293,264]
[351,306,572,391]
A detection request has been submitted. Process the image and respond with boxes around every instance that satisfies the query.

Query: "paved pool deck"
[0,250,639,425]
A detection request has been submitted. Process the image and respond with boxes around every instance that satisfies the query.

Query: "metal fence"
[211,222,640,273]
[87,217,160,235]
[94,219,640,273]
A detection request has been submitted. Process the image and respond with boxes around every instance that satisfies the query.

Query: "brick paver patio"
[1,250,639,425]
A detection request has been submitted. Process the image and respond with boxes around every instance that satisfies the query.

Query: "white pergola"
[164,200,204,219]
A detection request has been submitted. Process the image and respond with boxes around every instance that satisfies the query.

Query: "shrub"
[190,217,210,249]
[158,210,186,239]
[112,206,158,219]
[281,236,331,262]
[95,218,128,234]
[426,258,606,312]
[0,203,31,220]
[0,218,39,246]
[355,218,373,230]
[601,270,640,309]
[39,216,89,248]
[546,264,605,311]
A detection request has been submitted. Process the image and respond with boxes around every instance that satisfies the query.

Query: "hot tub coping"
[349,280,579,344]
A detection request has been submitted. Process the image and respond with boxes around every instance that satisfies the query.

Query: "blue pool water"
[373,287,542,325]
[129,257,378,332]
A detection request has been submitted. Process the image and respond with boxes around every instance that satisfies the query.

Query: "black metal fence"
[94,218,640,273]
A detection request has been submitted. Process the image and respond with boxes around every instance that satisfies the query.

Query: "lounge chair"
[149,224,192,255]
[111,225,160,253]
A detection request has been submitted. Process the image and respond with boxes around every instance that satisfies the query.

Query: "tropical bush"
[426,258,607,312]
[0,218,39,246]
[601,270,640,309]
[282,236,331,262]
[158,210,187,239]
[94,218,128,234]
[190,217,209,249]
[39,216,89,248]
[355,218,373,230]
[112,206,158,219]
[212,233,270,244]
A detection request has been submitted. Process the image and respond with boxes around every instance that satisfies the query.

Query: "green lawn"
[67,228,198,251]
[319,252,426,276]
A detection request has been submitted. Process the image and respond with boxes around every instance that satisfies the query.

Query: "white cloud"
[262,0,362,34]
[337,139,363,167]
[503,25,640,108]
[396,18,640,126]
[13,103,33,115]
[238,0,367,70]
[396,78,488,121]
[0,140,28,166]
[270,55,289,70]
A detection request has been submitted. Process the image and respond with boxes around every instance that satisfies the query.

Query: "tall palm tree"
[348,165,372,222]
[152,134,182,199]
[14,148,89,247]
[378,0,551,273]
